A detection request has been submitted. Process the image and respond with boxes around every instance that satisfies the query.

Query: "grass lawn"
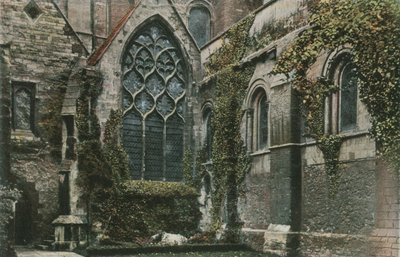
[103,251,274,257]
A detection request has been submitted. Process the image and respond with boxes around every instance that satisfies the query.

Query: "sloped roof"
[51,0,89,56]
[87,1,142,66]
[87,0,200,66]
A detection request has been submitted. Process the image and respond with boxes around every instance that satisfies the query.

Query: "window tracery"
[121,21,186,181]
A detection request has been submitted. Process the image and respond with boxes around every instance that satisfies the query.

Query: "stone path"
[15,248,84,257]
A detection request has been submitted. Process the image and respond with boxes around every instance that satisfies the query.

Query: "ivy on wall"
[76,71,112,201]
[272,0,400,178]
[204,15,255,241]
[0,186,20,257]
[73,70,201,244]
[103,109,130,183]
[39,78,69,160]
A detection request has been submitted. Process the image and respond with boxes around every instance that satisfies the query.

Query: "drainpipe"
[90,0,95,51]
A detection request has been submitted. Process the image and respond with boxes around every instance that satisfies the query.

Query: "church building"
[0,0,399,256]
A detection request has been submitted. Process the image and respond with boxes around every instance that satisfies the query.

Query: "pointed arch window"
[188,6,211,47]
[202,106,213,161]
[12,82,35,132]
[250,88,269,151]
[121,21,186,181]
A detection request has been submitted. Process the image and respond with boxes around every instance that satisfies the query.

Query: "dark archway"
[14,182,38,245]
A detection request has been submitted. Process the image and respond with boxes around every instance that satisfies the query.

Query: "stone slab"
[15,248,83,257]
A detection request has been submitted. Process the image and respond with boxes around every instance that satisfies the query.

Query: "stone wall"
[212,0,262,36]
[302,160,376,234]
[369,160,400,257]
[0,0,83,244]
[91,0,201,141]
[11,142,60,243]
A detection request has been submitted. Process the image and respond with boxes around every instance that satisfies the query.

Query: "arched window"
[12,82,35,132]
[121,21,187,181]
[251,89,269,151]
[339,64,357,131]
[202,106,213,161]
[325,53,358,134]
[188,6,211,47]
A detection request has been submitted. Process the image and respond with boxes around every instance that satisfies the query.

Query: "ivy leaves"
[273,0,400,169]
[205,15,256,238]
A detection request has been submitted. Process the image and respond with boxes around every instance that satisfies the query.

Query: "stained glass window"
[121,21,186,181]
[12,83,35,131]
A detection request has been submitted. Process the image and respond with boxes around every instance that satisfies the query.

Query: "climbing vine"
[183,148,206,190]
[204,15,255,241]
[103,109,130,184]
[272,0,400,177]
[76,71,112,199]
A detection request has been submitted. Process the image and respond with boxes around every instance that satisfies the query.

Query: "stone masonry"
[1,0,85,244]
[2,0,400,256]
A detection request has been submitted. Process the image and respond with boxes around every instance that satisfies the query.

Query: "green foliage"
[119,180,198,197]
[39,83,66,159]
[205,15,255,74]
[77,140,112,196]
[0,186,20,226]
[92,181,200,241]
[108,251,271,257]
[248,13,306,53]
[0,186,20,257]
[273,0,400,171]
[76,71,112,198]
[183,149,201,189]
[76,76,102,142]
[204,15,255,241]
[318,135,343,196]
[103,109,130,183]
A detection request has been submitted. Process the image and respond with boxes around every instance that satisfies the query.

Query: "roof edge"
[87,1,142,66]
[51,0,89,56]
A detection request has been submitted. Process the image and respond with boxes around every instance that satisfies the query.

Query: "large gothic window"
[188,6,211,47]
[121,21,186,181]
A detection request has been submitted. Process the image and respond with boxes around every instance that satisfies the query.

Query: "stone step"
[43,240,54,245]
[35,244,50,251]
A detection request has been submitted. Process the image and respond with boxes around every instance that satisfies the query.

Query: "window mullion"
[162,121,167,181]
[141,118,146,180]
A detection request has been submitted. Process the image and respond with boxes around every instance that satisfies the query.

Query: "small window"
[258,94,268,149]
[188,6,211,47]
[339,64,357,131]
[251,89,269,151]
[24,0,42,21]
[203,107,213,161]
[12,82,35,132]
